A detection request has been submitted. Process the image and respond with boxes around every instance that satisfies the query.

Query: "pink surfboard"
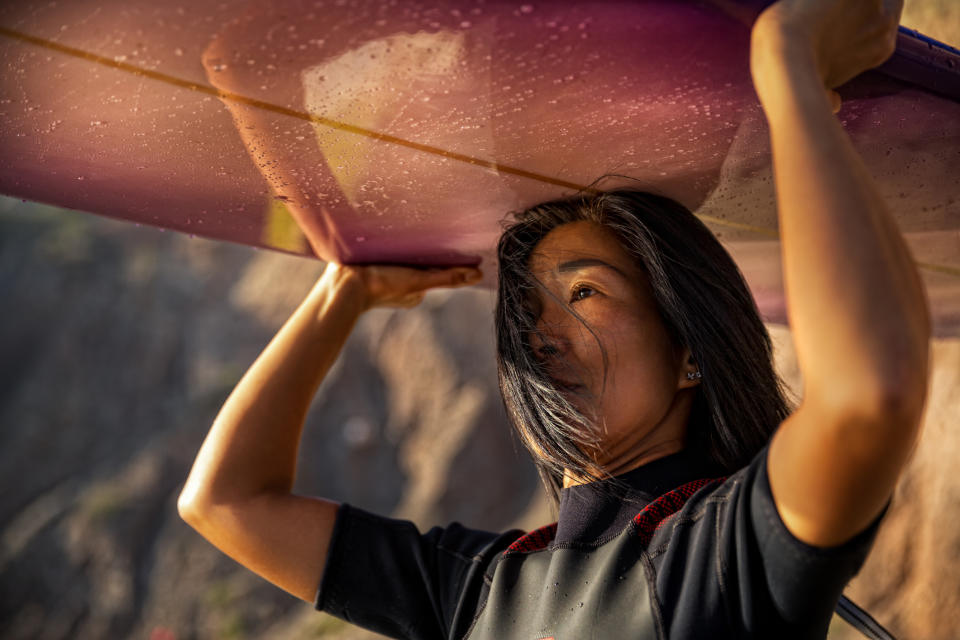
[1,1,958,334]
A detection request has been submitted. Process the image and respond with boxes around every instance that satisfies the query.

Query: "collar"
[554,448,712,546]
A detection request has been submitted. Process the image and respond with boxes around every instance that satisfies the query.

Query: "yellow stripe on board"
[262,198,308,254]
[1,25,957,278]
[696,214,780,239]
[916,260,960,277]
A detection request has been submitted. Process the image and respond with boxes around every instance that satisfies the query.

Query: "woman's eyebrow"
[556,258,627,278]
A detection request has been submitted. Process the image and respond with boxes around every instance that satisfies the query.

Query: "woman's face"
[527,220,700,475]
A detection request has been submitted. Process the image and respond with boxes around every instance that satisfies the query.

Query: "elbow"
[831,381,928,443]
[812,371,929,435]
[878,383,928,431]
[177,494,199,527]
[177,483,210,527]
[867,376,928,425]
[873,350,931,427]
[823,346,930,428]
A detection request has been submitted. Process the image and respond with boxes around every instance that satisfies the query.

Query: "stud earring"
[686,370,702,380]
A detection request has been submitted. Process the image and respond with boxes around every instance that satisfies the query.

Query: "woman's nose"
[531,311,568,360]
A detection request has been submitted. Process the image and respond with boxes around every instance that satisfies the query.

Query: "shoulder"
[645,445,885,638]
[636,475,733,550]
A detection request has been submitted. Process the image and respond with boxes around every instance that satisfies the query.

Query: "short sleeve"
[722,445,888,636]
[314,503,521,640]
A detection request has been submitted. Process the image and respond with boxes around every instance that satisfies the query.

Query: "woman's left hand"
[751,0,903,111]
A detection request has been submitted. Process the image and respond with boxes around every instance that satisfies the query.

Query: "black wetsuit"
[315,445,884,639]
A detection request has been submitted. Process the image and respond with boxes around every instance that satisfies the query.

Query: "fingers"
[393,267,483,309]
[358,265,484,310]
[397,291,427,308]
[414,266,484,290]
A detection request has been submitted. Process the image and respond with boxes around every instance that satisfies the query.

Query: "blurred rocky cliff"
[0,199,546,640]
[1,196,958,640]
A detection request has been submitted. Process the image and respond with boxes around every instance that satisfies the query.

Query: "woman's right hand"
[750,0,902,113]
[328,262,484,312]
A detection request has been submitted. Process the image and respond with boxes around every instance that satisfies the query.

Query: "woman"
[178,0,931,638]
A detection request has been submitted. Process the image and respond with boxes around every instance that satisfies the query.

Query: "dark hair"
[494,188,797,507]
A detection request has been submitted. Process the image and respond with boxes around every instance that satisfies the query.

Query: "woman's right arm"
[177,261,482,603]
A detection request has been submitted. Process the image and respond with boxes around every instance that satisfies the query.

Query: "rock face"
[2,198,958,640]
[0,201,540,640]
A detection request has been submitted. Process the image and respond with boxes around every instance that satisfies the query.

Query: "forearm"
[179,263,366,508]
[752,29,930,412]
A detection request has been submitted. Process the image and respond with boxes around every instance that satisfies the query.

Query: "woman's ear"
[677,345,701,389]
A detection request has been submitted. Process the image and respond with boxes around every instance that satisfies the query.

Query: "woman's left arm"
[750,0,931,548]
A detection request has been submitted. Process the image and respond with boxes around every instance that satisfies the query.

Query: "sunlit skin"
[526,221,702,487]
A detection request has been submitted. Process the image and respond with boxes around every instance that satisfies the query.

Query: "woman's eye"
[571,285,595,302]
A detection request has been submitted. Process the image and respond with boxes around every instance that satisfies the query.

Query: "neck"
[561,439,685,488]
[561,386,696,488]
